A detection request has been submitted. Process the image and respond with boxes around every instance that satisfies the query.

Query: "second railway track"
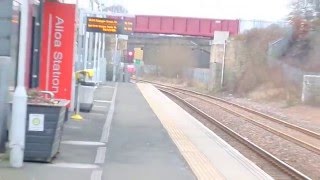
[159,85,320,156]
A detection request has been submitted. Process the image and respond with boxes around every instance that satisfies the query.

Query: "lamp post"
[10,0,30,168]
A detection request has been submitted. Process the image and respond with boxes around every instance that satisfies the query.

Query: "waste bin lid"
[79,81,97,86]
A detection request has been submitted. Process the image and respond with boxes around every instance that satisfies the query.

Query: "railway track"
[158,87,311,180]
[138,80,320,156]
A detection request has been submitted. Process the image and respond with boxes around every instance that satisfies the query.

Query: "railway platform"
[0,82,272,180]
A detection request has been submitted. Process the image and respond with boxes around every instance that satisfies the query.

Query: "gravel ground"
[219,97,320,134]
[172,92,320,179]
[192,94,320,150]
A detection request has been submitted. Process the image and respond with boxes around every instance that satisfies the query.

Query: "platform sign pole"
[71,0,79,120]
[71,82,83,121]
[70,0,80,112]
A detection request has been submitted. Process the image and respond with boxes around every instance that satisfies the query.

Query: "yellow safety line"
[138,83,225,180]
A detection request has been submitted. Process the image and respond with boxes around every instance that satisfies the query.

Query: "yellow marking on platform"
[71,114,83,121]
[138,83,225,180]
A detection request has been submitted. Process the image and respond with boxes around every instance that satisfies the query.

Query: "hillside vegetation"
[226,25,286,97]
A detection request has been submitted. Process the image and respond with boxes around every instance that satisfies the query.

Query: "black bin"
[24,100,69,162]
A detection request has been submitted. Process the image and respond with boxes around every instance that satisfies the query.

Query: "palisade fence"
[143,65,210,84]
[183,68,210,84]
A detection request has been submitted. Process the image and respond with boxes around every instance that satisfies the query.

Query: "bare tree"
[288,0,320,40]
[289,0,320,20]
[103,5,128,14]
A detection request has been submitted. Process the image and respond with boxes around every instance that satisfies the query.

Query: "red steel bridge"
[124,15,239,38]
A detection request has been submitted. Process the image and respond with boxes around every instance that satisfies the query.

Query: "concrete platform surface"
[103,83,195,180]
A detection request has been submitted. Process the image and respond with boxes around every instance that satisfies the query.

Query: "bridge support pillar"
[208,62,222,91]
[208,31,229,91]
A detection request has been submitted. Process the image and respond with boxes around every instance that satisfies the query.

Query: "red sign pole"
[39,2,76,104]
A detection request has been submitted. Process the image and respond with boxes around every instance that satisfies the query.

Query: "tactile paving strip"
[138,83,225,180]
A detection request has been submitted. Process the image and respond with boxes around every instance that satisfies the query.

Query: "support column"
[208,31,229,91]
[93,33,99,82]
[88,32,94,69]
[208,44,223,91]
[100,34,107,82]
[97,33,102,83]
[84,32,89,69]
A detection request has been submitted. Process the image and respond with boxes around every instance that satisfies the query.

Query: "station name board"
[86,17,133,35]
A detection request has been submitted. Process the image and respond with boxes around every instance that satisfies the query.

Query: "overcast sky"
[72,0,291,21]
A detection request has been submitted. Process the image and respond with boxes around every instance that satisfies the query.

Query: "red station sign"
[39,2,76,104]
